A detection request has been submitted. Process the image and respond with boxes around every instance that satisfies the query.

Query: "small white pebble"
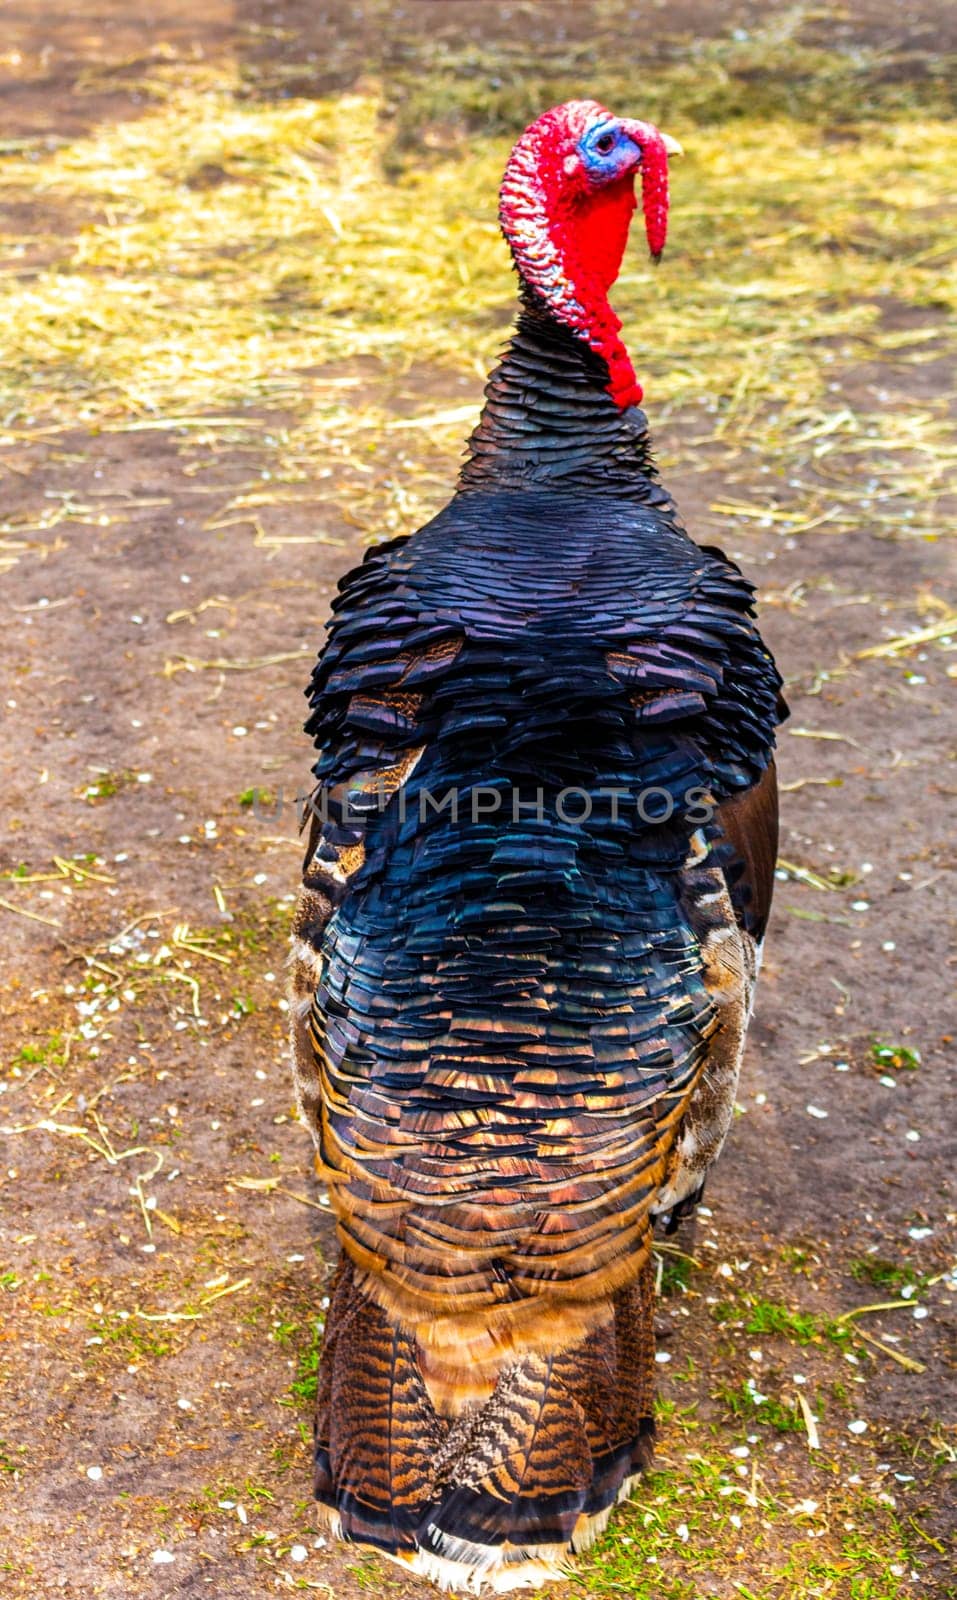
[847,1420,868,1435]
[253,872,268,885]
[909,1227,933,1240]
[912,1307,929,1321]
[835,1061,850,1072]
[806,1105,828,1119]
[879,1076,896,1089]
[151,1551,175,1565]
[755,1091,767,1104]
[86,1466,103,1481]
[730,1446,749,1459]
[232,726,248,737]
[289,1545,308,1563]
[851,900,870,912]
[177,1398,193,1411]
[881,941,896,953]
[793,1374,806,1385]
[654,1350,672,1364]
[905,1130,920,1143]
[675,1523,689,1542]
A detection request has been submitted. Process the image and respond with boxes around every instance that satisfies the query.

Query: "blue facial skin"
[578,122,642,183]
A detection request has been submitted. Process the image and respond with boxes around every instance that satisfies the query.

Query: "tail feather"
[315,1259,449,1550]
[420,1353,593,1558]
[314,1255,656,1586]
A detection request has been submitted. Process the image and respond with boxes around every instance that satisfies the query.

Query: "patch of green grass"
[779,1244,816,1275]
[0,1439,27,1474]
[85,1309,172,1362]
[81,770,135,803]
[716,1377,807,1434]
[346,1551,390,1591]
[850,1257,925,1292]
[272,1318,301,1347]
[11,1031,66,1071]
[712,1293,853,1349]
[870,1040,922,1073]
[243,1479,275,1507]
[238,786,277,810]
[657,1249,694,1297]
[573,1453,921,1599]
[285,1318,325,1406]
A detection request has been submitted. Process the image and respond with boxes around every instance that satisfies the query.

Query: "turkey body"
[289,305,783,1591]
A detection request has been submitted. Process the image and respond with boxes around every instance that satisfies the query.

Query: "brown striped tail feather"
[313,1255,657,1591]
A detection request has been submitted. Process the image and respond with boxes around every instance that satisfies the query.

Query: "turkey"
[289,100,784,1592]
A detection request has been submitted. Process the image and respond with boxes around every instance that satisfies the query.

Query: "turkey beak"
[621,122,684,162]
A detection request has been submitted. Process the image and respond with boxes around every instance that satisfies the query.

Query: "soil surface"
[0,4,954,1599]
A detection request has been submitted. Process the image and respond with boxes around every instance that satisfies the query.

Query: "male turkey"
[289,101,784,1592]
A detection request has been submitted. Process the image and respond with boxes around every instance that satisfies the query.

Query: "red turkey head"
[499,101,682,410]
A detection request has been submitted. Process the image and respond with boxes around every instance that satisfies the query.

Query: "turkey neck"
[458,297,670,503]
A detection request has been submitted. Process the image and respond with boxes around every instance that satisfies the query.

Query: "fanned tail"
[314,1256,656,1592]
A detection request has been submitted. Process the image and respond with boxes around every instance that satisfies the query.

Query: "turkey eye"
[595,132,616,154]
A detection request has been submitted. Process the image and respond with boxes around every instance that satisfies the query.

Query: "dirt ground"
[0,3,954,1598]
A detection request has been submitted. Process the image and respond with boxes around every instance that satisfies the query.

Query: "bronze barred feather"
[288,101,784,1592]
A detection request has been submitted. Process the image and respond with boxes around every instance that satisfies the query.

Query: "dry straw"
[0,45,952,548]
